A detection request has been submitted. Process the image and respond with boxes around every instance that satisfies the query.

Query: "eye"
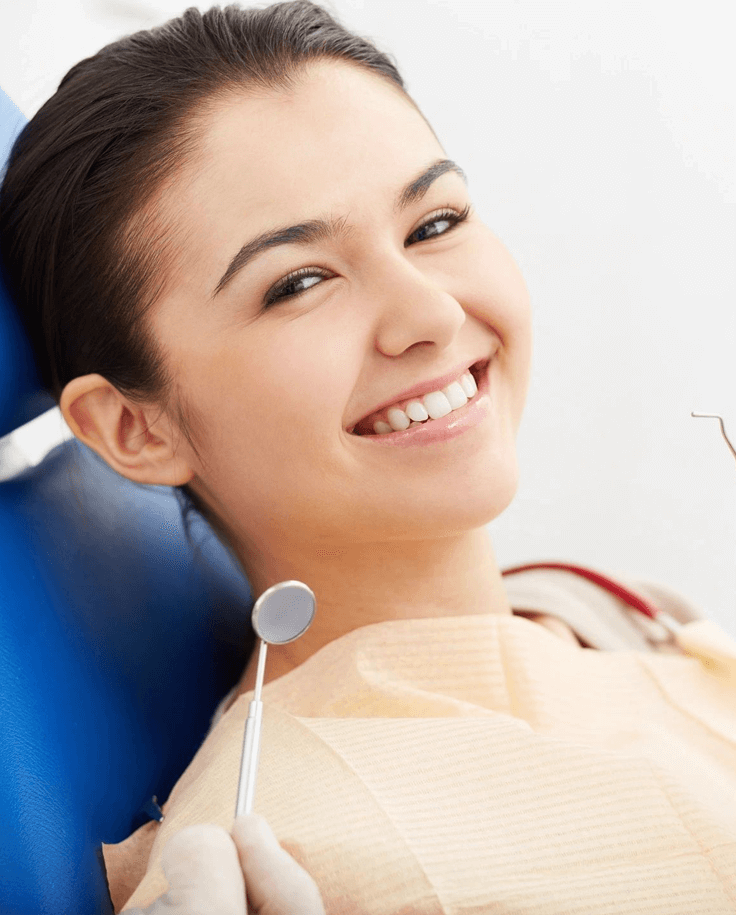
[262,267,332,308]
[261,202,472,309]
[405,203,472,246]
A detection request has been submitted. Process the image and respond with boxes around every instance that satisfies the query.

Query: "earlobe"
[59,374,195,486]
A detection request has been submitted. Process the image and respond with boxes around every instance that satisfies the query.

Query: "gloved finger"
[153,822,248,914]
[231,814,325,915]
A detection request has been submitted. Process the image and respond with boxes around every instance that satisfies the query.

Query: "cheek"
[454,228,532,344]
[178,321,351,466]
[456,230,533,419]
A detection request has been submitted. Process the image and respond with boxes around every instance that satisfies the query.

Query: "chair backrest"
[0,90,53,439]
[0,87,254,915]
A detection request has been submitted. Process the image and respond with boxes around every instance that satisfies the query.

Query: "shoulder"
[503,563,705,653]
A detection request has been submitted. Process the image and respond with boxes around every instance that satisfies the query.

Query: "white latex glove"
[123,814,326,915]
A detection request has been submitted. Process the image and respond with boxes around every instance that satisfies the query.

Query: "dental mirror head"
[251,579,316,645]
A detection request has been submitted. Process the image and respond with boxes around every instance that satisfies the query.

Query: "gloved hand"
[122,814,326,915]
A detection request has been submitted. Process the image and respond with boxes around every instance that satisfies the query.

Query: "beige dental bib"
[105,569,735,914]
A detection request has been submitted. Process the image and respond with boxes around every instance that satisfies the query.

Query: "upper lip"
[348,356,490,432]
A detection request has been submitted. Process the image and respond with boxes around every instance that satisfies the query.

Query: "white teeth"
[387,408,411,431]
[442,381,468,410]
[363,367,481,436]
[405,400,429,422]
[460,370,477,398]
[423,391,452,419]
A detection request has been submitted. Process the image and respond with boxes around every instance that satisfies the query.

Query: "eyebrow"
[212,157,467,297]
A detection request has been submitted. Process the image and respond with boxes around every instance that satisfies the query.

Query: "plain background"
[0,0,734,633]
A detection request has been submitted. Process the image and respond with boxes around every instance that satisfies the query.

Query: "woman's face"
[149,61,532,551]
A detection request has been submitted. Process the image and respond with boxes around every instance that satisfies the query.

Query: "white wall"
[1,0,734,633]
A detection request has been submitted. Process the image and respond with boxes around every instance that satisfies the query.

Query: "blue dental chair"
[0,87,255,915]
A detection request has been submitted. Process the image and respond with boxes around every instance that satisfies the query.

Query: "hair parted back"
[0,1,412,407]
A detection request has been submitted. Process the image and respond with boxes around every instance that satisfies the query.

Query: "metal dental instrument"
[691,412,736,460]
[235,580,316,818]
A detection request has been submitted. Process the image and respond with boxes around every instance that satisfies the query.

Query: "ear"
[59,374,195,486]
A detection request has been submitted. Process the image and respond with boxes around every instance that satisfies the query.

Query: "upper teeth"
[369,369,478,435]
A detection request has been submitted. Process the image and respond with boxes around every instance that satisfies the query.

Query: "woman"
[0,3,733,913]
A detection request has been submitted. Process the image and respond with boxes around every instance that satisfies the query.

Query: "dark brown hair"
[0,0,415,406]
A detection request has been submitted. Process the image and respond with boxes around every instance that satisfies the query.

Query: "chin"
[361,456,521,541]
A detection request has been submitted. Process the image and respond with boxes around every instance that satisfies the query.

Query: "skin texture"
[61,59,535,691]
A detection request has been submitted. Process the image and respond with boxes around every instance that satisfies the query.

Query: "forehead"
[197,61,439,203]
[156,62,443,285]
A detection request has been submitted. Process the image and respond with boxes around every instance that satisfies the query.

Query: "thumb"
[157,822,247,914]
[231,814,325,915]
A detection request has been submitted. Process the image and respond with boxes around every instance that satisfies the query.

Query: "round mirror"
[251,580,316,645]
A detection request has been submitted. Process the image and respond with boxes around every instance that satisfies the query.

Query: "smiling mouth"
[348,359,491,436]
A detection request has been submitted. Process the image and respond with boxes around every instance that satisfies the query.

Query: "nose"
[368,250,466,358]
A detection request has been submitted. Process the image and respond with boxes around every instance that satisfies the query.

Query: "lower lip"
[351,362,493,447]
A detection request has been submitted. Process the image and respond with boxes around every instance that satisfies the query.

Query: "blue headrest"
[0,87,255,915]
[0,88,53,437]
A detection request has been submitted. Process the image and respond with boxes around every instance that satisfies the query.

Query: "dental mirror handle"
[235,639,268,817]
[235,699,263,816]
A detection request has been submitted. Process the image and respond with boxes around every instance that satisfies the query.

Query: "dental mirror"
[235,580,316,819]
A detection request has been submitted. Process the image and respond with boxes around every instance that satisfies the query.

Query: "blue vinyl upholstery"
[0,90,54,437]
[0,87,255,915]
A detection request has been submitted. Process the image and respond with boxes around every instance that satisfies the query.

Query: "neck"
[234,526,511,695]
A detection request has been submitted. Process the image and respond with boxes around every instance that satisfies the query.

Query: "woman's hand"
[122,814,326,915]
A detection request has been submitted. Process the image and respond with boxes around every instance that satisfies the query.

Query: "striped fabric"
[104,567,735,914]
